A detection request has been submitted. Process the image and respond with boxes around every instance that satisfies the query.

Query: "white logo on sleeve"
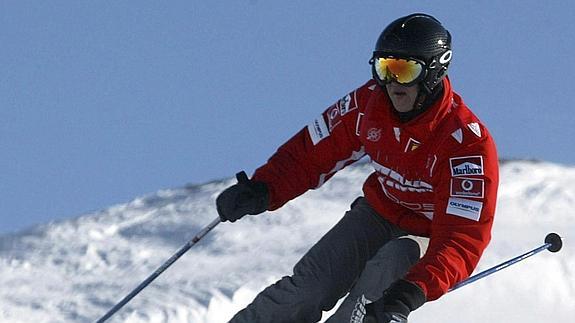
[307,116,330,145]
[446,197,483,221]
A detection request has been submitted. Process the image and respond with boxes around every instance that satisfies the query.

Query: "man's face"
[385,82,419,113]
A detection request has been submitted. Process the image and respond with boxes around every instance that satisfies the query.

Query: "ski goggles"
[372,56,425,86]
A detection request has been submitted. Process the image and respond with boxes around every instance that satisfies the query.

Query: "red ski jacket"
[252,77,499,301]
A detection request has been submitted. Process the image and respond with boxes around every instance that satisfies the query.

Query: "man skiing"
[216,13,499,323]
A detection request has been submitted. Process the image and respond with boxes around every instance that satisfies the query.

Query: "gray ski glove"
[364,279,426,323]
[216,171,269,222]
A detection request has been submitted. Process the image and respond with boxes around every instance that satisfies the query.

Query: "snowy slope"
[0,160,573,323]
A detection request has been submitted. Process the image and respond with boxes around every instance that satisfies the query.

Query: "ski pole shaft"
[449,232,562,292]
[95,217,222,323]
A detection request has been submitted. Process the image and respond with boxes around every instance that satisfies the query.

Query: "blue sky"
[1,1,574,234]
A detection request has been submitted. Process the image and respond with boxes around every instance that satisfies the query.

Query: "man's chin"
[392,105,414,113]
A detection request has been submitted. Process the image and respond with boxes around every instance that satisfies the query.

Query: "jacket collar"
[381,77,454,140]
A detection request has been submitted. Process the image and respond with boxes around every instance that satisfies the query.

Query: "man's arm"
[252,81,376,210]
[405,123,499,300]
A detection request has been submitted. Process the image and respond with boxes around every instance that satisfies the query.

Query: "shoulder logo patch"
[451,128,463,144]
[468,122,482,137]
[327,93,358,132]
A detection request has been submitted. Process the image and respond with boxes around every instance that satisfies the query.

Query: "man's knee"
[391,237,421,265]
[288,269,344,310]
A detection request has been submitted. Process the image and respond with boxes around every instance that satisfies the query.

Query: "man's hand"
[364,279,426,322]
[216,171,269,222]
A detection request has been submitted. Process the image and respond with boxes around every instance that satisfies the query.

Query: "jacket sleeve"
[252,81,375,210]
[404,124,499,301]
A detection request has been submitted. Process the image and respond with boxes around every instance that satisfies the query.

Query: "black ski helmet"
[371,13,452,93]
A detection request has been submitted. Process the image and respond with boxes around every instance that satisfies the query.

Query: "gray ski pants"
[228,197,422,323]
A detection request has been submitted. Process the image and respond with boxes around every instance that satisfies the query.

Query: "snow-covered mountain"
[0,160,573,323]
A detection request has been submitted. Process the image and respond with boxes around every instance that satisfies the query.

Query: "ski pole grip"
[236,171,249,184]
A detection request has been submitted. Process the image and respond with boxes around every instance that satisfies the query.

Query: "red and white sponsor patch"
[450,177,484,198]
[336,93,357,116]
[326,93,358,131]
[450,156,484,177]
[326,105,342,131]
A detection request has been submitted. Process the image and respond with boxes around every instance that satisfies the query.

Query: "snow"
[0,160,573,322]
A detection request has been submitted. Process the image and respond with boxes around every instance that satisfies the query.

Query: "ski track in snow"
[0,160,573,322]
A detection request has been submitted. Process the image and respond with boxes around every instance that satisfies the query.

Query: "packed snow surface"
[0,160,573,322]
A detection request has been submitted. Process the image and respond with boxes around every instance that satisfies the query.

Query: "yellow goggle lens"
[374,57,423,85]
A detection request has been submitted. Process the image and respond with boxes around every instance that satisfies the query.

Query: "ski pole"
[449,232,562,292]
[95,217,222,323]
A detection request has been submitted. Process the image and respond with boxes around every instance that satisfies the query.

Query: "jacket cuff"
[384,279,427,313]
